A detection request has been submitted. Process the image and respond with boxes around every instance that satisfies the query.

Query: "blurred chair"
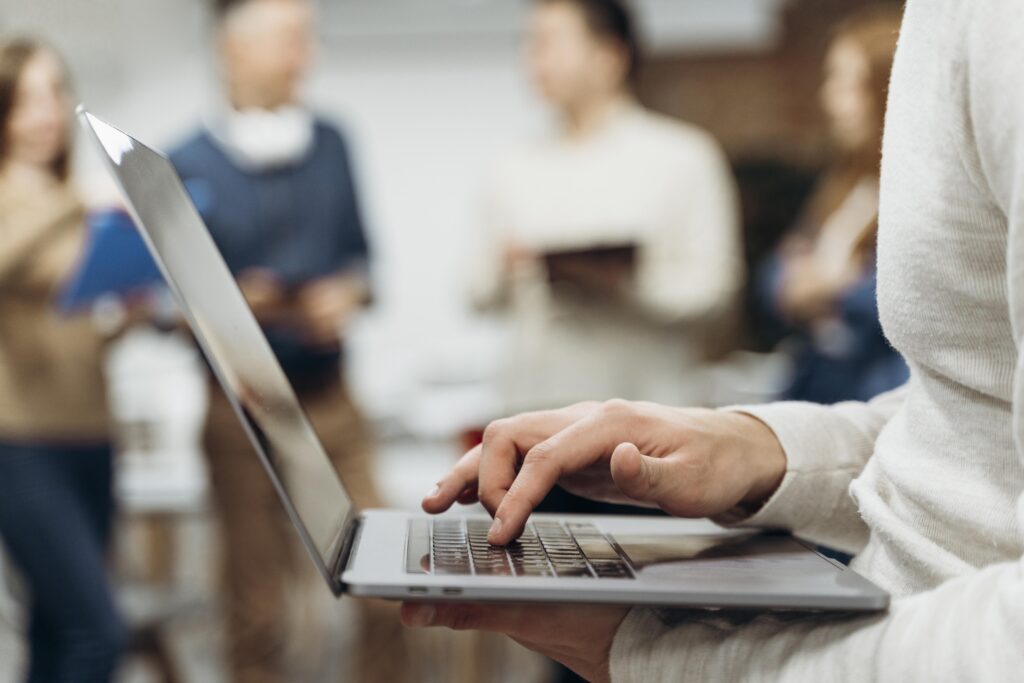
[107,327,219,682]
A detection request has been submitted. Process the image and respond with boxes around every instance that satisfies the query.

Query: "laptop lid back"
[79,108,355,594]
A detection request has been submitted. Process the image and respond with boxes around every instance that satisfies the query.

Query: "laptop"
[79,107,889,612]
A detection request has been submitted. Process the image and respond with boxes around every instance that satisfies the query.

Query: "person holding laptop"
[84,104,886,683]
[169,0,407,680]
[406,1,1024,680]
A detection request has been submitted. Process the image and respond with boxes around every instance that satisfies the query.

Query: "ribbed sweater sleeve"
[608,2,1024,680]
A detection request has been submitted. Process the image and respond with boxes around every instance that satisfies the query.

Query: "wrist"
[724,411,787,508]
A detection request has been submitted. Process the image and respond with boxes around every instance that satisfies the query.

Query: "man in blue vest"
[171,1,408,680]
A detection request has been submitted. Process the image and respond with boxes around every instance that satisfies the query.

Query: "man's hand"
[400,602,628,683]
[424,400,787,545]
[294,273,368,347]
[503,242,537,274]
[238,269,289,324]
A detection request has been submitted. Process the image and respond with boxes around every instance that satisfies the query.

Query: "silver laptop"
[80,107,888,612]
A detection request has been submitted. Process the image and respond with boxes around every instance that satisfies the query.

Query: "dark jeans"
[0,442,126,682]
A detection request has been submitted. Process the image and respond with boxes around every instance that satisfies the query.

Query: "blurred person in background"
[470,4,741,679]
[0,38,126,682]
[169,0,407,681]
[753,6,908,405]
[471,0,743,416]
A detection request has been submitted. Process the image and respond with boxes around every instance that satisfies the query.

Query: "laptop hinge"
[333,515,363,592]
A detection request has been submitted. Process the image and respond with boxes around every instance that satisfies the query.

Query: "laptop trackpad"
[615,531,837,583]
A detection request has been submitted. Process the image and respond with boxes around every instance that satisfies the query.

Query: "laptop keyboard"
[411,518,634,579]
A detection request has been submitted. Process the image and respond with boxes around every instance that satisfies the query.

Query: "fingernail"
[407,605,435,628]
[427,485,441,498]
[488,517,503,540]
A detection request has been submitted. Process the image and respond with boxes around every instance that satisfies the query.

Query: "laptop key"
[427,518,633,579]
[406,519,431,574]
[576,536,621,561]
[553,566,593,578]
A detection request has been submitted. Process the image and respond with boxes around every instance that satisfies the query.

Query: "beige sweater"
[0,180,109,443]
[610,1,1024,680]
[472,101,742,411]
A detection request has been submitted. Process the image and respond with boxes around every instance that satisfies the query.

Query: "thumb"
[609,442,674,505]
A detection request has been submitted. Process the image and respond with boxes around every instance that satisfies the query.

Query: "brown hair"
[0,38,70,180]
[213,0,306,21]
[214,0,255,18]
[803,5,903,256]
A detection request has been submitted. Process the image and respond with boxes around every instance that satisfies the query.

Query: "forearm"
[0,201,80,290]
[611,553,1024,682]
[611,606,884,683]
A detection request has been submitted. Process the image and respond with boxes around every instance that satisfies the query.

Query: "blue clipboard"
[58,208,163,313]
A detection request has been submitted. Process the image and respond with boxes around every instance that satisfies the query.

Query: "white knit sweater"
[609,1,1024,680]
[471,102,742,412]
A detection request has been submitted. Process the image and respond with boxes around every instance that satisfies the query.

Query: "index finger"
[489,402,641,544]
[477,405,601,525]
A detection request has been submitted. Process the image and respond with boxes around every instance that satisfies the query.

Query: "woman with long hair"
[0,38,125,681]
[756,7,908,403]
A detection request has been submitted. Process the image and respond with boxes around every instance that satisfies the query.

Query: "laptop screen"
[80,110,355,586]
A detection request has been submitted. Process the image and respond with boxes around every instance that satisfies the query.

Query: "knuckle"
[600,398,634,419]
[482,418,510,445]
[566,400,601,414]
[524,440,557,469]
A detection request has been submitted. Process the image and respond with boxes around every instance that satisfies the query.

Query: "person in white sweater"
[471,0,741,412]
[399,1,1024,680]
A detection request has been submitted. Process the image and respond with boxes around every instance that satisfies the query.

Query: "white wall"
[310,40,546,329]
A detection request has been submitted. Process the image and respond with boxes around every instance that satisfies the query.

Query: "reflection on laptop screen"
[81,110,354,577]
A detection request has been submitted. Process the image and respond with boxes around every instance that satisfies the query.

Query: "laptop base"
[342,510,889,612]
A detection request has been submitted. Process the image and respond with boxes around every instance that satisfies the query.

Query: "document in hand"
[58,208,163,312]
